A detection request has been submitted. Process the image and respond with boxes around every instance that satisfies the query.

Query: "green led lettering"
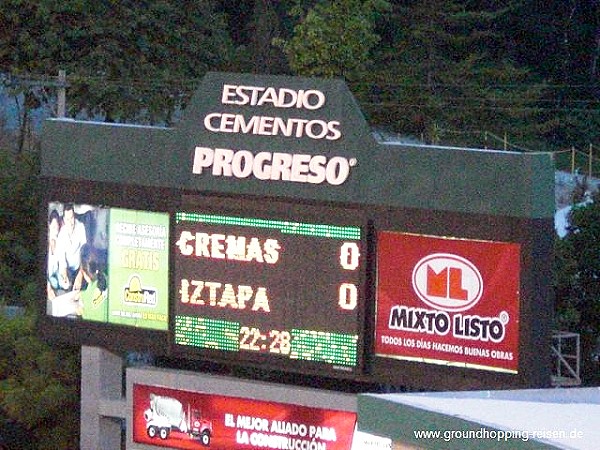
[176,212,361,240]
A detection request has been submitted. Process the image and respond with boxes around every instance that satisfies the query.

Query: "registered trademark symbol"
[349,158,357,166]
[499,311,509,324]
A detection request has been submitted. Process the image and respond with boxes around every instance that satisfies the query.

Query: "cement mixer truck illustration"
[144,393,213,446]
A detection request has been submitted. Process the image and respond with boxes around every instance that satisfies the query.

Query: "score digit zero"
[339,242,360,311]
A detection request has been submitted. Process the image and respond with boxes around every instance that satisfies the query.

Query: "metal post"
[57,70,66,118]
[80,346,124,449]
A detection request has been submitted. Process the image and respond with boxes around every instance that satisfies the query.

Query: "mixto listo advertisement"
[375,232,520,373]
[132,384,357,450]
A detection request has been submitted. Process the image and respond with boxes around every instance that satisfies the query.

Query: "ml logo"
[412,253,483,312]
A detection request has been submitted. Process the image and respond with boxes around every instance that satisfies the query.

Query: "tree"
[357,0,548,147]
[555,190,600,383]
[0,150,38,306]
[506,0,600,150]
[277,0,390,79]
[219,0,291,74]
[67,1,237,124]
[0,148,80,448]
[0,314,80,449]
[0,1,237,126]
[0,0,70,151]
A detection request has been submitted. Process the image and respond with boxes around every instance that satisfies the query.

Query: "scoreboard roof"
[41,71,554,217]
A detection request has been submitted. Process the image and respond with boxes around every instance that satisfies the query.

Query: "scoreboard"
[40,72,555,389]
[173,212,365,375]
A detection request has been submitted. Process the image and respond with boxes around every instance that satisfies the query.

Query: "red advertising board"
[133,384,357,449]
[375,232,520,373]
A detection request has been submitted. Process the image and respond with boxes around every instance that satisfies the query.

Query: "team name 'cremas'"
[192,147,356,186]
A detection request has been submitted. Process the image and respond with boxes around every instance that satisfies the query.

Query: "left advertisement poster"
[46,202,169,330]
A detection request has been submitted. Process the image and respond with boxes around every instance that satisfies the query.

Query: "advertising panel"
[46,202,169,330]
[132,383,357,449]
[173,211,364,374]
[375,231,520,373]
[107,208,169,328]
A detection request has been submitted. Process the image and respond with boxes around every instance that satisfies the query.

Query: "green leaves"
[2,0,236,125]
[0,149,80,448]
[66,1,236,124]
[2,0,597,152]
[350,0,551,147]
[0,150,39,307]
[0,315,80,449]
[555,192,600,382]
[279,0,389,79]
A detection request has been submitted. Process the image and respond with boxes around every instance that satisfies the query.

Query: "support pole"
[57,70,66,118]
[80,346,124,450]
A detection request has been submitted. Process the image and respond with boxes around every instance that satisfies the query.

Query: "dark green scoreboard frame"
[40,72,555,390]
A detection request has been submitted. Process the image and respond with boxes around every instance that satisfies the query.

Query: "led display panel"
[46,202,169,330]
[173,212,364,375]
[132,383,357,449]
[375,231,520,373]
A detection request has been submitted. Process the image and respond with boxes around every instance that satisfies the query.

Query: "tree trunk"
[251,0,281,73]
[16,95,28,154]
[591,24,600,93]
